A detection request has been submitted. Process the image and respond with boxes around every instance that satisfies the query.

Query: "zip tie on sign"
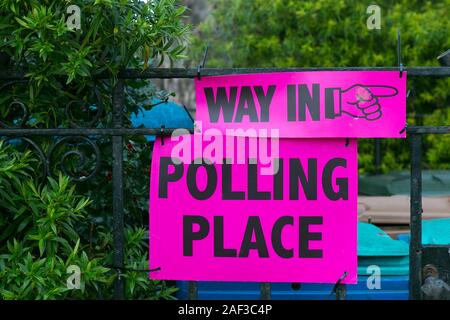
[160,125,166,146]
[147,97,169,109]
[399,122,407,135]
[183,105,195,124]
[107,265,162,274]
[183,105,197,132]
[400,85,413,135]
[197,45,209,80]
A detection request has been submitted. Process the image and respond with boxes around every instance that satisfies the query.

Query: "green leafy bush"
[1,0,188,83]
[0,141,178,299]
[0,0,190,299]
[0,141,110,299]
[0,0,190,128]
[191,0,450,172]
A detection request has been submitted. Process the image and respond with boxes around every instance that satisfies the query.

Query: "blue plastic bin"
[398,218,450,245]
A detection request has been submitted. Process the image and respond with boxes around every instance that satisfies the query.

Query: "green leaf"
[38,238,45,256]
[14,17,29,28]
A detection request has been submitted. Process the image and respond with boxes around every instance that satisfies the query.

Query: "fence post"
[260,282,271,300]
[374,138,381,173]
[410,133,423,300]
[188,281,198,300]
[112,79,125,299]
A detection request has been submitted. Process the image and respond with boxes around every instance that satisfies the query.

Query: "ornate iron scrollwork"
[0,100,29,128]
[65,85,104,128]
[0,81,103,182]
[48,136,101,182]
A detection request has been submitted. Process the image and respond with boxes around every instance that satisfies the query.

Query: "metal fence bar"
[117,67,450,79]
[374,138,381,174]
[112,79,125,299]
[410,133,423,300]
[0,126,448,136]
[2,66,450,80]
[0,128,191,136]
[406,126,450,134]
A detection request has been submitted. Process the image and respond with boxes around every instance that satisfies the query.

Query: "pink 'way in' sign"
[195,71,406,138]
[149,136,358,284]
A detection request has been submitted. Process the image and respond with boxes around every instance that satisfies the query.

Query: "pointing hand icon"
[339,85,398,121]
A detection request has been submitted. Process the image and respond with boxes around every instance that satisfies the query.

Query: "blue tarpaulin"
[130,98,194,142]
[359,170,450,196]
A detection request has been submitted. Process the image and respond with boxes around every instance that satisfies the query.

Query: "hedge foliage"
[190,0,450,172]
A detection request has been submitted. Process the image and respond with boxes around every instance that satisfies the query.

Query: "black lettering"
[158,157,183,198]
[205,87,237,123]
[272,216,294,258]
[183,215,209,256]
[214,216,237,257]
[222,160,245,200]
[239,216,269,258]
[235,86,259,122]
[325,87,338,119]
[254,85,276,122]
[248,162,271,200]
[187,159,217,200]
[298,84,320,121]
[289,158,317,200]
[287,85,296,121]
[273,158,283,200]
[299,216,323,258]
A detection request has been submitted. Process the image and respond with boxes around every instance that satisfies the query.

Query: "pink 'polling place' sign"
[149,135,358,283]
[195,71,407,138]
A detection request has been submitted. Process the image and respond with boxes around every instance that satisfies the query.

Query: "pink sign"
[195,71,406,138]
[149,136,358,284]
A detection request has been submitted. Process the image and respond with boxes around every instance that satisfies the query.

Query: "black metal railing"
[0,67,449,300]
[410,130,450,300]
